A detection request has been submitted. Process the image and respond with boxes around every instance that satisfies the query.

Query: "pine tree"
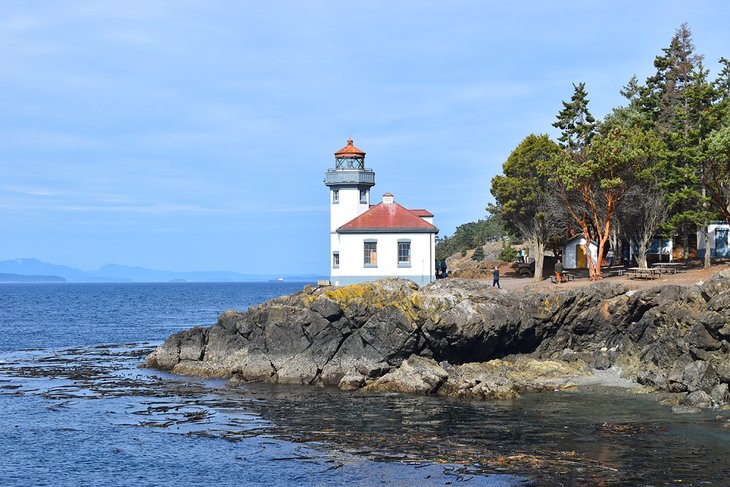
[638,24,715,265]
[549,83,608,279]
[553,82,596,151]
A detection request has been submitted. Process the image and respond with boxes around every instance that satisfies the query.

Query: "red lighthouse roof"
[335,138,366,157]
[338,200,438,234]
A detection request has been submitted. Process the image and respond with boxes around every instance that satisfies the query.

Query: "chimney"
[382,193,394,204]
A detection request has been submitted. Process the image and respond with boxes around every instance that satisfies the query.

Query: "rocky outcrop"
[146,269,730,408]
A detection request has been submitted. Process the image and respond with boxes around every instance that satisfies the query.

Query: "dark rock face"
[146,270,730,408]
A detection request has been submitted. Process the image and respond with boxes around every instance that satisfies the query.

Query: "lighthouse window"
[332,189,339,204]
[359,189,368,204]
[364,240,377,267]
[398,240,411,267]
[332,252,339,268]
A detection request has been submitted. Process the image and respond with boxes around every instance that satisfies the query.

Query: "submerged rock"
[146,270,730,408]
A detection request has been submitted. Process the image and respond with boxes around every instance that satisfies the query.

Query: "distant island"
[0,258,326,283]
[0,272,66,283]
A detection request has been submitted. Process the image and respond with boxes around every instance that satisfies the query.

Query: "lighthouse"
[324,139,374,232]
[324,139,438,287]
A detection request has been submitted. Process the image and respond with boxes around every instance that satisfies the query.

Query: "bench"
[627,268,660,279]
[652,263,683,274]
[604,266,625,277]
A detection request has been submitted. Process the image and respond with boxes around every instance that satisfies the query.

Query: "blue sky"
[2,1,729,275]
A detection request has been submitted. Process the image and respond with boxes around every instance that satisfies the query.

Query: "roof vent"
[383,193,394,205]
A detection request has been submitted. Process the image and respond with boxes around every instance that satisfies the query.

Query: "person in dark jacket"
[492,265,500,288]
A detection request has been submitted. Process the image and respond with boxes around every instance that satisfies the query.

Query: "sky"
[2,1,730,275]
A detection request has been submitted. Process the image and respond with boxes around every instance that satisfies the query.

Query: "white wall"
[329,186,370,232]
[698,223,730,251]
[330,232,435,286]
[562,237,598,269]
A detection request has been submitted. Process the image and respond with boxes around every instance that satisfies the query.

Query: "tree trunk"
[637,241,649,269]
[533,246,545,282]
[701,226,711,269]
[525,236,545,282]
[610,222,620,261]
[682,229,690,262]
[584,243,595,279]
[595,233,611,280]
[577,223,595,280]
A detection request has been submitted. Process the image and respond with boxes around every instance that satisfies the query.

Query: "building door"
[576,244,587,268]
[716,228,729,258]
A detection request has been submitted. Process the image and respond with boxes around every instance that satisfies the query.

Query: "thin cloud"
[0,185,62,197]
[0,202,235,215]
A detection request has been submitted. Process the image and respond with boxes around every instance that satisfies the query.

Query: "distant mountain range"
[0,259,326,283]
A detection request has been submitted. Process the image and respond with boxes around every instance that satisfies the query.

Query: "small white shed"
[697,223,730,259]
[562,235,599,270]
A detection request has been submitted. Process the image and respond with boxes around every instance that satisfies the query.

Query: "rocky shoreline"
[146,269,730,410]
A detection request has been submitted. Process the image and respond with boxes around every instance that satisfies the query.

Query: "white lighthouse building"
[324,139,438,286]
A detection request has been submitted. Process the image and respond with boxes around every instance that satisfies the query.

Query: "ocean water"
[1,283,729,486]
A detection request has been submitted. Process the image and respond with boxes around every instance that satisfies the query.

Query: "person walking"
[492,265,500,288]
[607,248,614,267]
[555,259,564,284]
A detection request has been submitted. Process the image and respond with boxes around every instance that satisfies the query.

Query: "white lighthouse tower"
[325,139,374,282]
[324,139,374,231]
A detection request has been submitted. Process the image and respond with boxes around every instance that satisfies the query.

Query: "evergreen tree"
[702,58,730,224]
[639,24,714,265]
[549,83,608,279]
[490,134,562,282]
[553,82,596,151]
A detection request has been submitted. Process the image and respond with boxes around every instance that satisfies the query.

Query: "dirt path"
[490,263,729,292]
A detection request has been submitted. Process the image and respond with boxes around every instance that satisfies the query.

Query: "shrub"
[499,245,517,262]
[471,247,485,261]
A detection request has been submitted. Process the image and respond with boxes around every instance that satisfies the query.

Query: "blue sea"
[1,283,729,486]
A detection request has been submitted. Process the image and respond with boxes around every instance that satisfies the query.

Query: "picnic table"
[627,267,660,279]
[652,262,683,274]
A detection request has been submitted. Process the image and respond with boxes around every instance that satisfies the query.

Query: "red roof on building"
[410,209,434,217]
[338,202,438,234]
[335,139,365,157]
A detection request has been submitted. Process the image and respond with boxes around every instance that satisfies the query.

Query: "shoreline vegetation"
[146,266,730,414]
[485,24,730,282]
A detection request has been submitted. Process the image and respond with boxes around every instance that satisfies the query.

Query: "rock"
[688,324,722,351]
[435,358,590,400]
[179,327,207,361]
[146,270,730,409]
[338,372,366,391]
[362,355,448,395]
[710,383,729,405]
[636,368,668,389]
[718,325,730,339]
[716,361,730,383]
[309,295,343,321]
[672,404,702,414]
[685,390,712,408]
[145,327,207,370]
[680,361,719,392]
